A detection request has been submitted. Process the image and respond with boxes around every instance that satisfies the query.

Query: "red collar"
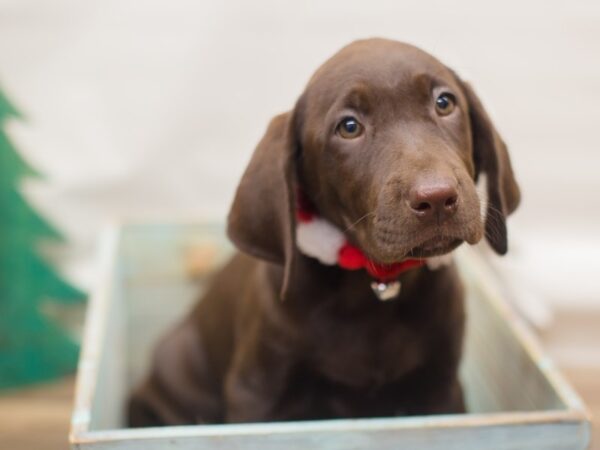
[337,244,425,281]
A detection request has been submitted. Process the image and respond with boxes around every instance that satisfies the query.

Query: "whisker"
[344,211,376,233]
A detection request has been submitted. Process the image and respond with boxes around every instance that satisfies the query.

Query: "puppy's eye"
[435,93,456,116]
[337,117,364,139]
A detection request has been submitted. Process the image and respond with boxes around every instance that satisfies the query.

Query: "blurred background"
[0,0,598,448]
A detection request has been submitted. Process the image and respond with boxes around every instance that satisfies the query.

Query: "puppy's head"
[228,39,520,298]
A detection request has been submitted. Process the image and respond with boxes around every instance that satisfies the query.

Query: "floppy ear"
[460,81,521,254]
[227,111,299,299]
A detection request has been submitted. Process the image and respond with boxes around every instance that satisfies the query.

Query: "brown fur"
[128,38,519,426]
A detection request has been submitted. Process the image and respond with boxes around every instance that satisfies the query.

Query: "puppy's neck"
[280,250,442,311]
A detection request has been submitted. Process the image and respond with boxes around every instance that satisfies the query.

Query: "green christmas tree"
[0,88,85,389]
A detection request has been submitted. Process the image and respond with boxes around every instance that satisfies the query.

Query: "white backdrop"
[0,0,599,310]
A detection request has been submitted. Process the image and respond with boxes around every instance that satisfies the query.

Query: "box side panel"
[460,287,564,412]
[459,250,566,412]
[87,241,128,431]
[72,227,122,439]
[73,419,590,450]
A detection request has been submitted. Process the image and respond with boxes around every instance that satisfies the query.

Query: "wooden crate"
[70,222,591,449]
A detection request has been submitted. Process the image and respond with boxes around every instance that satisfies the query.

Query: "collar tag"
[371,280,402,301]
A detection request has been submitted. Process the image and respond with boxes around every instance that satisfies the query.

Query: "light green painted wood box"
[70,222,591,449]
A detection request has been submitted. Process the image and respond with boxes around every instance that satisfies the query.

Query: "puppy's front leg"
[223,329,304,423]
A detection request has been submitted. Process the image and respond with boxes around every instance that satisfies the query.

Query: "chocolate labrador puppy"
[129,38,520,426]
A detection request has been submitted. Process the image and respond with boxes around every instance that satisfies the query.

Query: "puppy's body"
[130,253,464,425]
[129,39,519,426]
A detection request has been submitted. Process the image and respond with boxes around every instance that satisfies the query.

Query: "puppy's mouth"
[407,236,463,259]
[358,213,483,264]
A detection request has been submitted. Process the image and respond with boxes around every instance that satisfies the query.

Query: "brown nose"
[408,181,459,223]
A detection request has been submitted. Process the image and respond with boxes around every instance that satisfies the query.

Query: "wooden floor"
[0,312,598,450]
[0,376,75,450]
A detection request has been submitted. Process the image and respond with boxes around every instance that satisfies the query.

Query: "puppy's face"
[297,40,490,262]
[228,39,520,297]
